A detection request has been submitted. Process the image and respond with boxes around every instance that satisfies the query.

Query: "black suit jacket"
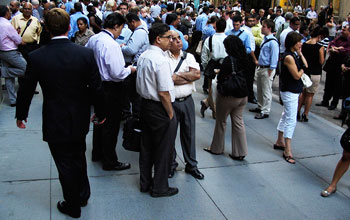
[16,38,105,143]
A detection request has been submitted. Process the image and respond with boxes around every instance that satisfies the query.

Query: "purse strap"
[229,56,237,75]
[21,19,33,37]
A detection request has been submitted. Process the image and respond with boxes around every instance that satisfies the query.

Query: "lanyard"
[101,30,114,40]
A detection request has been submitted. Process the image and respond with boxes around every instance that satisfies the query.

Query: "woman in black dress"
[297,26,325,122]
[87,5,102,34]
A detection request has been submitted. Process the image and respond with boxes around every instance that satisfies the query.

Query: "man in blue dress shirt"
[195,6,209,32]
[225,15,252,54]
[166,13,188,50]
[249,19,279,119]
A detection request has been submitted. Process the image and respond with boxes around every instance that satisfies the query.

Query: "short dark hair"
[165,13,178,25]
[167,3,174,11]
[92,1,99,7]
[74,2,82,12]
[262,19,274,31]
[87,5,94,13]
[45,8,70,36]
[77,16,89,28]
[125,12,140,22]
[309,25,321,38]
[103,12,126,29]
[207,15,218,24]
[232,15,242,23]
[290,17,300,25]
[216,17,226,32]
[149,23,170,45]
[119,2,128,9]
[0,5,9,17]
[202,6,209,13]
[285,31,303,50]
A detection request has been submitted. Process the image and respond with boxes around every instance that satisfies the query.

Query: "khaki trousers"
[210,94,248,156]
[256,67,275,114]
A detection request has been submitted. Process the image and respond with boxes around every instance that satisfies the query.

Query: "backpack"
[203,36,223,79]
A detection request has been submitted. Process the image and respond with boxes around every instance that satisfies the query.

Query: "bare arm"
[177,67,200,81]
[284,55,304,80]
[319,46,325,65]
[158,91,174,119]
[172,74,190,85]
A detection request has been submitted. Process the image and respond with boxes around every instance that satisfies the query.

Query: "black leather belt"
[259,65,270,68]
[175,95,191,102]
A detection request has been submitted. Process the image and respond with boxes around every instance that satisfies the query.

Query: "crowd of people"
[1,0,350,218]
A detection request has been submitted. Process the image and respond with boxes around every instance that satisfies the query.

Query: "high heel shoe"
[321,188,336,197]
[301,113,308,122]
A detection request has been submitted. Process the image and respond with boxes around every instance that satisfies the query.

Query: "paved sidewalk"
[0,76,349,220]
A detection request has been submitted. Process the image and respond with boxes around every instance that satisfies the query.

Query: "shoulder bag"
[217,56,248,98]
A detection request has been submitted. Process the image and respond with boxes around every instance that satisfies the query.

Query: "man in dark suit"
[16,8,106,219]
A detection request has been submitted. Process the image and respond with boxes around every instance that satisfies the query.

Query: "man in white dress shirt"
[166,30,204,180]
[86,12,136,171]
[136,23,178,197]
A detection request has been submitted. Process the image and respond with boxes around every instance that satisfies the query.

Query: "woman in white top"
[326,16,337,41]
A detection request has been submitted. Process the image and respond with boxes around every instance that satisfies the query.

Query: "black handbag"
[203,36,222,79]
[122,116,141,152]
[217,56,248,98]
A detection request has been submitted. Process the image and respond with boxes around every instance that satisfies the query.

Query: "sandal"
[283,153,296,164]
[273,144,285,150]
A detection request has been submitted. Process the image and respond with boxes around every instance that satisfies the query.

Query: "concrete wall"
[339,0,350,21]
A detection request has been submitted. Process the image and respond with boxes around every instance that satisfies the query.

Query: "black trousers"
[139,99,177,193]
[121,72,141,118]
[323,71,342,106]
[48,140,90,215]
[171,96,198,171]
[247,55,256,100]
[92,81,124,166]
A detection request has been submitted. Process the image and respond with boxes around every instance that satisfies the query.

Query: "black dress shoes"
[248,97,257,104]
[316,101,329,107]
[151,187,179,198]
[254,113,269,119]
[229,154,245,161]
[203,147,222,155]
[249,108,261,113]
[102,162,131,171]
[57,200,80,218]
[168,168,176,178]
[328,104,337,110]
[10,103,16,107]
[333,115,344,120]
[80,200,88,207]
[185,168,204,179]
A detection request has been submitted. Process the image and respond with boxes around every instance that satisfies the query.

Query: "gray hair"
[284,12,293,20]
[31,0,39,6]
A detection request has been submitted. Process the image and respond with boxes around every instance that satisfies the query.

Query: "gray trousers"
[171,96,198,170]
[0,50,27,104]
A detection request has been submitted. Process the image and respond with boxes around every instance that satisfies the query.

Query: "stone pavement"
[0,76,350,220]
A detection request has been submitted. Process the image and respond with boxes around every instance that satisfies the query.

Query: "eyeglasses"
[159,35,172,39]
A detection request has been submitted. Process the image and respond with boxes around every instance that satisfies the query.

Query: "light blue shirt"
[195,13,208,31]
[69,12,89,39]
[122,25,149,63]
[258,34,279,69]
[65,2,74,14]
[169,25,188,51]
[116,25,132,45]
[202,24,216,41]
[225,28,252,54]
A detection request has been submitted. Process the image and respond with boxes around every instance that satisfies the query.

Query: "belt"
[259,65,270,68]
[142,98,161,104]
[175,95,191,102]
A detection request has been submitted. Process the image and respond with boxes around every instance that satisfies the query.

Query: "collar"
[0,17,10,23]
[19,14,32,21]
[52,36,69,40]
[149,45,167,54]
[101,29,115,39]
[167,50,182,59]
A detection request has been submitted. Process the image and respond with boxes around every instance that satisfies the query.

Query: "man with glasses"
[136,23,178,197]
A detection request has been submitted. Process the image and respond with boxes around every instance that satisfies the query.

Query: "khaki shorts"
[305,75,321,94]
